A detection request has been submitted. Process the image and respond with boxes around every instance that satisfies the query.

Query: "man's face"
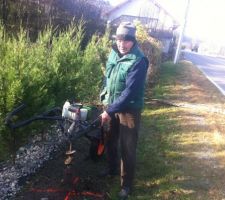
[116,39,134,55]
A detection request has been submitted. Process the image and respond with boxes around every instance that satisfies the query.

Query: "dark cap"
[116,22,136,41]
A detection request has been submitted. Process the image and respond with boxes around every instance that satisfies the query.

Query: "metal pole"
[173,0,190,64]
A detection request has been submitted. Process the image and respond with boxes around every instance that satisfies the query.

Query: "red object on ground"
[31,176,105,200]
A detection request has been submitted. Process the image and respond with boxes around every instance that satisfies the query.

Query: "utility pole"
[173,0,190,64]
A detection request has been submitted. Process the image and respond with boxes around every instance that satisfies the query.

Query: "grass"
[151,62,181,99]
[107,60,225,200]
[132,106,188,200]
[133,62,187,200]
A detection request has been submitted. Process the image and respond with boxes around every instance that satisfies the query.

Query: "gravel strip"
[0,125,67,200]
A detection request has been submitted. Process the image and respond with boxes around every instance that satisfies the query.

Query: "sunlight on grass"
[177,132,210,145]
[142,107,179,116]
[213,131,225,145]
[215,150,225,158]
[156,188,195,199]
[177,130,225,148]
[164,150,183,160]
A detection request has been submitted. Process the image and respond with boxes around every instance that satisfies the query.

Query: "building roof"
[103,0,178,24]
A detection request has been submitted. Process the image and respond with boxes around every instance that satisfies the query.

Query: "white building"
[103,0,179,54]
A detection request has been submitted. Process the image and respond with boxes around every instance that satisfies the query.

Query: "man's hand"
[100,111,111,126]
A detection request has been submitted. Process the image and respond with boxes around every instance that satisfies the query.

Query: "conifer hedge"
[0,21,111,159]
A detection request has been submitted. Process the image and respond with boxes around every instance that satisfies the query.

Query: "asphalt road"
[183,51,225,95]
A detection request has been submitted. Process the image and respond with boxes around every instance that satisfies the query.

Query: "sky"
[107,0,225,44]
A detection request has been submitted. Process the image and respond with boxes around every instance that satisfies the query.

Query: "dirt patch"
[14,136,111,200]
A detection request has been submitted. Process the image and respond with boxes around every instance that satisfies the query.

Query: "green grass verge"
[152,61,183,99]
[132,106,188,200]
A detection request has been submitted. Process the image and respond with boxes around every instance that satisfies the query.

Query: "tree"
[0,0,108,40]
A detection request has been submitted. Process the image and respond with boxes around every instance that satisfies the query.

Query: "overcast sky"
[107,0,225,44]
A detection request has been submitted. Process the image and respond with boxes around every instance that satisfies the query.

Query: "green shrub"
[0,21,111,160]
[135,21,162,85]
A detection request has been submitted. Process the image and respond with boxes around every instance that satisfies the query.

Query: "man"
[100,22,149,199]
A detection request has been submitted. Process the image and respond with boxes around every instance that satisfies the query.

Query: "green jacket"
[101,43,149,115]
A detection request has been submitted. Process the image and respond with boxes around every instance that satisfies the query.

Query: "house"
[102,0,179,54]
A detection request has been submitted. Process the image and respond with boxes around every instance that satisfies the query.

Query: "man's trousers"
[105,110,141,189]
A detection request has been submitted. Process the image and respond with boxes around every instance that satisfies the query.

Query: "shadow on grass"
[132,102,225,200]
[131,104,182,200]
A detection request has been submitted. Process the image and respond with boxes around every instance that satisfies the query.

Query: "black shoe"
[98,168,119,177]
[118,187,130,199]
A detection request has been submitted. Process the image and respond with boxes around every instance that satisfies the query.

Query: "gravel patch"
[0,125,67,200]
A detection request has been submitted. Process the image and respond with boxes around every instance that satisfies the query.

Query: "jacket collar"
[112,43,139,61]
